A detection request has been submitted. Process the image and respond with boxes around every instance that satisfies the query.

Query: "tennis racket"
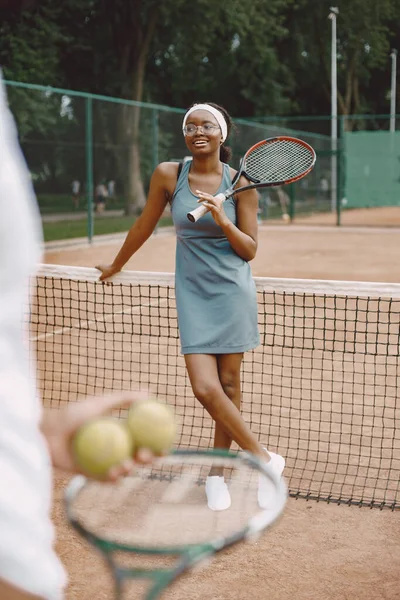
[187,136,316,223]
[65,449,287,600]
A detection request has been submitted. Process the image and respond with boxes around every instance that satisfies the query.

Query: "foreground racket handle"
[187,192,227,223]
[65,449,287,600]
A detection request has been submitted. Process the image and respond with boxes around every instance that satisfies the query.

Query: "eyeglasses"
[183,123,221,136]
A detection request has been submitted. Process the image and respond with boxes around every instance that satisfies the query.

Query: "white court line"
[160,477,193,504]
[258,223,400,235]
[31,297,169,342]
[43,227,176,252]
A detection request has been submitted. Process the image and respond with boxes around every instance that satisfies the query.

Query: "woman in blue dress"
[97,103,285,511]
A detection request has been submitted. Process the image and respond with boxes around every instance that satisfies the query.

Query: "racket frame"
[187,135,316,223]
[65,448,287,600]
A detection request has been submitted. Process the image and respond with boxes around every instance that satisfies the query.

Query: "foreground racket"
[187,135,316,222]
[65,449,287,600]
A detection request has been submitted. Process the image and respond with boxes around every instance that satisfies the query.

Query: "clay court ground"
[42,211,400,600]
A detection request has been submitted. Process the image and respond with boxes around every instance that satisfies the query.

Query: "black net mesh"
[30,266,400,509]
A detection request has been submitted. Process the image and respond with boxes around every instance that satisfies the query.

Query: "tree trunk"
[122,5,159,216]
[339,49,359,132]
[126,108,146,215]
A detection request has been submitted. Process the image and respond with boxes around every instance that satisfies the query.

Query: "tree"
[1,0,399,213]
[55,1,164,213]
[59,0,294,210]
[275,0,399,121]
[147,0,293,117]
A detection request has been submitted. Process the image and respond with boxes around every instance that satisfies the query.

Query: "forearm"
[112,217,154,270]
[220,219,257,261]
[196,186,258,261]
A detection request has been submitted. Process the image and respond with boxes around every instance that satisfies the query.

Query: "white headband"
[182,103,228,142]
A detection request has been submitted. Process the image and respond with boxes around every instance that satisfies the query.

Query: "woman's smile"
[193,139,209,147]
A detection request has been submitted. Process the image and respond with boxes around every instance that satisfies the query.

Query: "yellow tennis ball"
[72,417,134,478]
[127,400,176,454]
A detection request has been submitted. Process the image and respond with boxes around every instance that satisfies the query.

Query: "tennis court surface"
[35,224,400,599]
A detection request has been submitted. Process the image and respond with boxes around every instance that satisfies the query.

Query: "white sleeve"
[0,72,67,599]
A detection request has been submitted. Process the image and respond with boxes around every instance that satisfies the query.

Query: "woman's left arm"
[196,182,259,261]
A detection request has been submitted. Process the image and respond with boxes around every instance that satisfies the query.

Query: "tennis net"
[30,265,400,509]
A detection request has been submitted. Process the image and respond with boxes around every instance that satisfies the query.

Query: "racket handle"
[187,193,227,223]
[187,203,209,223]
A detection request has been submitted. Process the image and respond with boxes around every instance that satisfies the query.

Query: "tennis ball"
[72,417,134,479]
[127,399,176,454]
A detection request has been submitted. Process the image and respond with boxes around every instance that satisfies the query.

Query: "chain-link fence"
[5,80,399,240]
[252,114,400,227]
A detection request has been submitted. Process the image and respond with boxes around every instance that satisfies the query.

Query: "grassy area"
[37,194,127,214]
[42,215,173,242]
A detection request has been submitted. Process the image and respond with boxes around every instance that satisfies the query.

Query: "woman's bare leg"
[207,353,243,475]
[185,353,285,510]
[184,353,266,461]
[213,352,243,450]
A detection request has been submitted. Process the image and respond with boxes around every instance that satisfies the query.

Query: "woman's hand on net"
[95,264,120,282]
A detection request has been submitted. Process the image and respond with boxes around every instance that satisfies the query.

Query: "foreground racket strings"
[187,135,316,222]
[65,449,287,600]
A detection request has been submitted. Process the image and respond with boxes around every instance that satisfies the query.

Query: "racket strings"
[245,139,315,183]
[68,458,266,548]
[248,141,312,180]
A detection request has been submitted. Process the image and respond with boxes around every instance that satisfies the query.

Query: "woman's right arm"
[96,163,175,280]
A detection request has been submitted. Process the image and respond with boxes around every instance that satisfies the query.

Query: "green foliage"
[6,86,86,192]
[0,4,63,83]
[2,0,399,117]
[276,0,400,116]
[2,0,400,225]
[148,0,293,116]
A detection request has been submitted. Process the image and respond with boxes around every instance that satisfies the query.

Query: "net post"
[329,8,339,214]
[85,96,94,243]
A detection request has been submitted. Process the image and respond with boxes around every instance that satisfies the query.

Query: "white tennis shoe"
[258,450,285,510]
[205,475,231,511]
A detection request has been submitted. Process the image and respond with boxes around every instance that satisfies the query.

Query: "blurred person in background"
[107,179,116,204]
[71,179,80,210]
[319,176,329,200]
[95,180,108,214]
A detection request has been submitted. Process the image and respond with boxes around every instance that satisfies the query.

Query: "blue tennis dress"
[171,160,260,354]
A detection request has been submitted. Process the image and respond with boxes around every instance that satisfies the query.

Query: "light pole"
[328,7,339,213]
[390,49,397,133]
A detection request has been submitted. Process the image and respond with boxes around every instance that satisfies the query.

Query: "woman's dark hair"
[186,102,235,164]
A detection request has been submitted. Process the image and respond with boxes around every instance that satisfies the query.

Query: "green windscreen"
[344,131,400,208]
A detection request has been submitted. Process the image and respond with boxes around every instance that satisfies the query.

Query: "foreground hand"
[41,391,154,481]
[95,263,121,282]
[196,190,229,227]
